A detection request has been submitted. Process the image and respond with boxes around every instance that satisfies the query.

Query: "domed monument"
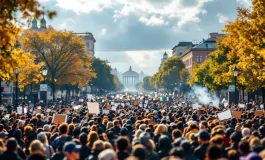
[122,66,139,89]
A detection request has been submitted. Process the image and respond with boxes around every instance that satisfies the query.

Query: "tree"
[140,76,155,91]
[90,58,115,91]
[160,56,186,91]
[114,75,124,91]
[135,82,141,90]
[22,27,95,101]
[0,0,56,81]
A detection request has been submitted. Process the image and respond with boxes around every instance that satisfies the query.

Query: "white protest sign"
[145,100,148,104]
[111,102,115,105]
[192,104,198,110]
[173,106,178,108]
[0,106,5,110]
[217,110,232,121]
[239,104,245,108]
[114,103,119,107]
[224,103,229,107]
[17,107,23,115]
[103,110,109,114]
[139,104,143,108]
[146,109,149,113]
[87,102,100,114]
[121,103,125,107]
[111,106,117,111]
[209,102,213,107]
[24,108,27,114]
[144,104,147,108]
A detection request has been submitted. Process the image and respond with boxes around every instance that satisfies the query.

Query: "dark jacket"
[89,150,101,160]
[0,151,22,160]
[225,142,238,152]
[117,151,130,160]
[79,145,91,160]
[51,152,65,160]
[194,143,209,160]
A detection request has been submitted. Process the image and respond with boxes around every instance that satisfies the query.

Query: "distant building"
[139,71,147,82]
[172,42,194,57]
[179,32,224,73]
[159,52,168,70]
[31,16,47,31]
[73,32,96,58]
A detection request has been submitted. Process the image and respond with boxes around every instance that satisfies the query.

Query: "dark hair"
[106,130,115,140]
[6,138,18,151]
[207,145,222,159]
[239,140,250,154]
[159,135,172,150]
[172,129,182,139]
[169,147,185,158]
[132,144,147,160]
[115,136,130,152]
[59,123,68,134]
[79,133,87,145]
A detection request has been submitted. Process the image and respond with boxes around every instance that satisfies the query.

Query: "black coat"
[0,151,22,160]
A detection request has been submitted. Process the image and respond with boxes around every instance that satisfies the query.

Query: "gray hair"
[98,149,116,160]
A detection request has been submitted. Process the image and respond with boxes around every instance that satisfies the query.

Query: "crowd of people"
[0,92,265,160]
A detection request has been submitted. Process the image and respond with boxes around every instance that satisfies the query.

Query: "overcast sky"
[38,0,251,75]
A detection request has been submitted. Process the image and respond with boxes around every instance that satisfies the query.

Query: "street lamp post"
[233,66,239,104]
[14,67,20,108]
[40,66,48,106]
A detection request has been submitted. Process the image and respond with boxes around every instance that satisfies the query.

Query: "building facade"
[73,32,96,58]
[172,42,194,57]
[159,52,168,70]
[179,33,224,73]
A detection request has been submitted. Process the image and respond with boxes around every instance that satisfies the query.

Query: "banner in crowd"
[52,114,68,123]
[217,110,232,121]
[87,102,100,114]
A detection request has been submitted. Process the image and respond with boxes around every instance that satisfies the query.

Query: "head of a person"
[106,130,115,140]
[180,140,192,154]
[139,124,147,131]
[158,135,172,150]
[239,140,250,156]
[132,144,147,160]
[134,130,143,141]
[13,129,22,141]
[59,123,68,135]
[227,149,240,160]
[43,124,50,132]
[98,149,117,160]
[6,138,18,152]
[18,120,24,128]
[79,133,88,146]
[63,142,81,160]
[107,122,114,129]
[92,140,104,152]
[210,135,224,148]
[139,132,151,149]
[29,140,45,154]
[115,136,130,152]
[196,130,210,144]
[172,129,182,141]
[37,132,48,145]
[249,137,261,147]
[87,131,99,147]
[199,121,208,130]
[242,128,251,137]
[169,147,185,159]
[154,124,168,135]
[103,142,113,150]
[206,145,222,160]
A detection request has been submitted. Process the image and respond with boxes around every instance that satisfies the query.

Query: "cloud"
[58,18,75,30]
[96,49,169,75]
[139,16,168,26]
[236,0,251,7]
[55,0,213,29]
[99,28,107,35]
[216,13,229,24]
[56,0,113,14]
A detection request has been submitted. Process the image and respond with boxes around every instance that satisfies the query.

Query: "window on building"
[196,56,199,63]
[199,56,203,62]
[206,55,209,60]
[206,44,208,48]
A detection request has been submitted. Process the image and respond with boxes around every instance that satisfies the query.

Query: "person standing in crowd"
[194,130,210,160]
[0,138,22,160]
[115,136,130,160]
